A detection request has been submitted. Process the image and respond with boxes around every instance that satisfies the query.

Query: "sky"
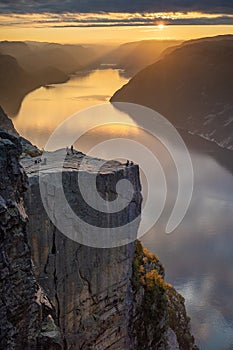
[0,1,232,44]
[0,0,232,15]
[0,0,232,26]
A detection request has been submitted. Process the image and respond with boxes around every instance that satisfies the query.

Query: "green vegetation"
[131,241,168,349]
[132,240,165,292]
[131,241,199,350]
[166,285,199,350]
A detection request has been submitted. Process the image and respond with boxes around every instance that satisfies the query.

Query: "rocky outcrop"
[130,241,198,350]
[0,106,41,157]
[0,121,197,349]
[111,35,233,150]
[0,106,18,136]
[22,151,197,349]
[0,131,62,349]
[0,127,198,350]
[19,136,42,158]
[23,152,142,349]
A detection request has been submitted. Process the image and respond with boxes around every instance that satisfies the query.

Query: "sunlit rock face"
[111,35,233,150]
[0,132,62,350]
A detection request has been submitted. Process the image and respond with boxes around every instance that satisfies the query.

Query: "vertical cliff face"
[129,241,198,350]
[23,154,142,349]
[0,126,197,349]
[0,131,62,349]
[22,152,197,350]
[0,105,41,157]
[0,106,18,136]
[0,103,197,349]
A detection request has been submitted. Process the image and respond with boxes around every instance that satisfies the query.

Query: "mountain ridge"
[111,35,233,150]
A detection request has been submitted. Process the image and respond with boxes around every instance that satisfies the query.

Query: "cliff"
[0,105,41,157]
[21,151,197,349]
[0,106,18,136]
[111,35,233,150]
[130,241,198,350]
[0,131,62,349]
[22,151,142,349]
[0,115,197,348]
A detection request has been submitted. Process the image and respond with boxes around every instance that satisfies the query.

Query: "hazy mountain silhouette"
[111,35,233,149]
[104,40,182,77]
[0,52,68,116]
[0,41,102,116]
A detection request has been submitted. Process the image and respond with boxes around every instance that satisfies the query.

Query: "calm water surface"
[12,68,233,350]
[13,68,128,148]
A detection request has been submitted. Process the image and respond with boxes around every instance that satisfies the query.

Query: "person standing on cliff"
[71,145,74,155]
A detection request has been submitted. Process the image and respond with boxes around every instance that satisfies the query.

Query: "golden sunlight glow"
[0,24,233,45]
[157,23,165,29]
[0,12,233,30]
[0,12,233,44]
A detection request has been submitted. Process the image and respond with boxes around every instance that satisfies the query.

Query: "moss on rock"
[130,240,199,350]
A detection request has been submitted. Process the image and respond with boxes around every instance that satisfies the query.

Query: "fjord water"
[12,68,233,350]
[13,68,129,149]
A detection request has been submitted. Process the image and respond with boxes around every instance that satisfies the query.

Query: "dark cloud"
[50,18,233,27]
[0,0,233,15]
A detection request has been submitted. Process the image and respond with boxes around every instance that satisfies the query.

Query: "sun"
[157,23,165,29]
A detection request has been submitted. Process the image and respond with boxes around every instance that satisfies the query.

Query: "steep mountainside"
[0,53,68,116]
[0,105,41,157]
[0,41,101,116]
[0,106,18,136]
[22,151,197,350]
[111,35,233,150]
[0,131,62,349]
[104,40,182,77]
[0,108,198,349]
[0,41,95,75]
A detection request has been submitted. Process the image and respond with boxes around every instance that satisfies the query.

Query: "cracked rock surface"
[0,131,62,349]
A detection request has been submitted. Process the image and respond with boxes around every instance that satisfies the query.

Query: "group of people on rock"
[33,148,134,168]
[125,160,134,166]
[34,158,47,165]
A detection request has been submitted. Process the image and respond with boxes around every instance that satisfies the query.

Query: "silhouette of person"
[71,145,74,154]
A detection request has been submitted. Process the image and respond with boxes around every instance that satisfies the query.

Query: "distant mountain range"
[0,39,183,116]
[111,35,233,150]
[0,52,68,116]
[0,41,100,116]
[0,41,97,75]
[104,40,182,77]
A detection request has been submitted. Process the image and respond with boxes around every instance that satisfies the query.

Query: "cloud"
[0,11,233,28]
[0,0,233,15]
